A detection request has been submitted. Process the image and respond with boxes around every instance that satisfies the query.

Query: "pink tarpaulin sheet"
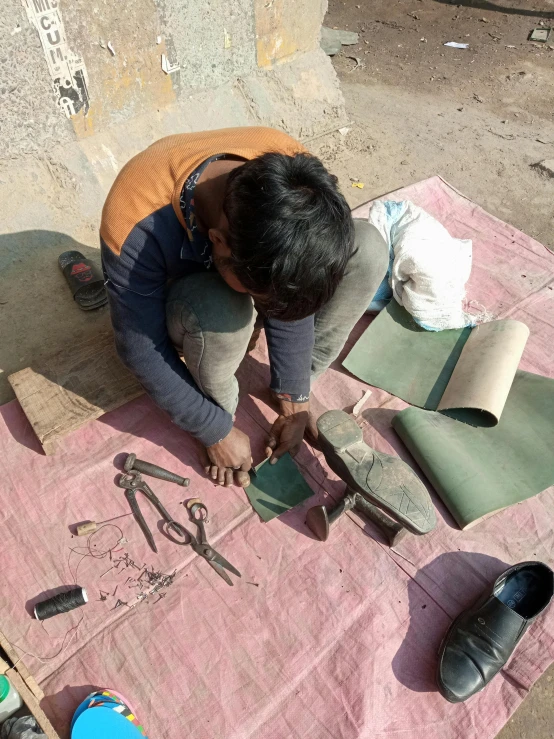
[1,176,553,739]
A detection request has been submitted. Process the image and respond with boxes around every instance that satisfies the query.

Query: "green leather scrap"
[246,453,314,522]
[392,371,554,529]
[343,299,472,408]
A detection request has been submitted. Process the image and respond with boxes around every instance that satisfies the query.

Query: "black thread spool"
[34,588,88,621]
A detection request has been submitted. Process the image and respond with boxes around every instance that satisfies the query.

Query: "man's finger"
[265,434,279,457]
[266,416,285,457]
[269,443,289,464]
[266,436,277,450]
[265,435,278,457]
[210,465,219,481]
[217,467,226,486]
[224,468,234,487]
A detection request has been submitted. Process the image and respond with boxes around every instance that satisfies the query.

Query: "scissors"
[117,471,241,586]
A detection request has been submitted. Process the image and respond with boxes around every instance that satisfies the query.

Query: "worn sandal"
[317,410,436,535]
[59,250,107,311]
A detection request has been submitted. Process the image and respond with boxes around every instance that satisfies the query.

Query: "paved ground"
[318,0,554,735]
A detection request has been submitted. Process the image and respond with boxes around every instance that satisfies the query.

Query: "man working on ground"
[101,127,388,488]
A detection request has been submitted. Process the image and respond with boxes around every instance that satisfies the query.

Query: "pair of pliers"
[117,472,241,586]
[117,471,189,554]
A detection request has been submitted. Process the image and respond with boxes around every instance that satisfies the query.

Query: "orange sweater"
[101,126,306,254]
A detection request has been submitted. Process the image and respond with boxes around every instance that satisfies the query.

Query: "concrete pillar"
[255,0,326,67]
[2,0,344,152]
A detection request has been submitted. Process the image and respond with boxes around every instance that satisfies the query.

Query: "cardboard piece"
[8,332,143,455]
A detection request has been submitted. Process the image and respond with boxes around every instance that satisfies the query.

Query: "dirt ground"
[315,0,554,736]
[314,0,554,250]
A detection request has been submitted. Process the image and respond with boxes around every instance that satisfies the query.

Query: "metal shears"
[117,471,241,586]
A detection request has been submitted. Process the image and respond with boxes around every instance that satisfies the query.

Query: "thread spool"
[34,588,88,621]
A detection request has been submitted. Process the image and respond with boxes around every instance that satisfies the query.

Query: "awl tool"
[124,453,190,487]
[76,513,133,536]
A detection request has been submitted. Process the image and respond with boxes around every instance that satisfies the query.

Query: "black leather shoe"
[437,561,554,703]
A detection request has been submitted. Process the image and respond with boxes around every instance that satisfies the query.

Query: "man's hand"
[266,400,310,464]
[206,426,252,487]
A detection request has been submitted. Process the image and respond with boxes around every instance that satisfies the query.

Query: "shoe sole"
[317,410,436,535]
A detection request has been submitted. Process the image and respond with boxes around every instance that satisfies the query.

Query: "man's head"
[208,152,354,321]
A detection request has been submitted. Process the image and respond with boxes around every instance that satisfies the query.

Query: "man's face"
[209,213,271,315]
[209,213,248,294]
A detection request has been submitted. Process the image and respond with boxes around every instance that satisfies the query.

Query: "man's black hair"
[223,152,355,321]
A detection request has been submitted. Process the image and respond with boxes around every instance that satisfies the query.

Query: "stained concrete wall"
[1,0,341,154]
[0,0,345,404]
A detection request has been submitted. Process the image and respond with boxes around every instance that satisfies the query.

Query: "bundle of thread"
[34,588,88,620]
[71,689,147,738]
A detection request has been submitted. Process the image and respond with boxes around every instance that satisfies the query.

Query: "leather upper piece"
[438,561,554,703]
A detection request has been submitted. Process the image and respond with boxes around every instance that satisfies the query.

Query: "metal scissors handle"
[186,501,241,586]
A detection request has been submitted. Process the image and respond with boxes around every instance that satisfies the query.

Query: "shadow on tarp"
[392,550,510,693]
[41,682,102,737]
[0,401,44,455]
